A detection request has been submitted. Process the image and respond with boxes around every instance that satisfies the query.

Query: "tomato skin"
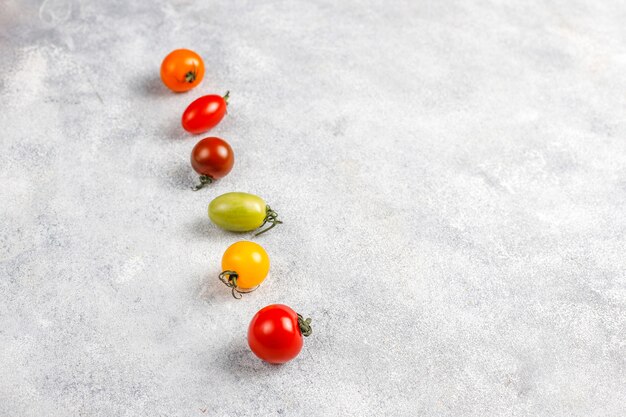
[182,94,228,134]
[221,241,270,290]
[208,192,267,232]
[160,49,205,92]
[248,304,304,364]
[191,137,234,179]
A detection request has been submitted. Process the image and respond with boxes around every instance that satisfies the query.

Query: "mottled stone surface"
[1,0,626,416]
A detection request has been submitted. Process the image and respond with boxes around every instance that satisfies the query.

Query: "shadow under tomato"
[220,338,283,378]
[185,217,214,240]
[185,217,250,241]
[197,270,234,305]
[134,74,171,97]
[165,161,195,190]
[166,120,187,141]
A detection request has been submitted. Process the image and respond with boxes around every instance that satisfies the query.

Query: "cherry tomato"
[190,137,234,190]
[182,92,229,134]
[248,304,312,364]
[208,192,281,235]
[219,241,270,298]
[160,49,205,92]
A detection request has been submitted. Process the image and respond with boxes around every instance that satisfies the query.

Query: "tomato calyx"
[223,91,230,105]
[219,270,243,299]
[184,68,198,83]
[297,313,313,337]
[192,175,214,191]
[254,206,282,236]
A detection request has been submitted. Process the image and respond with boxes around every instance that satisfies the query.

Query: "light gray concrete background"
[1,0,626,416]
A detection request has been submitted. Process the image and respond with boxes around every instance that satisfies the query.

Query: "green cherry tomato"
[208,192,281,236]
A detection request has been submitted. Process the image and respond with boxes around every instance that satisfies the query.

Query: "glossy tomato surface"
[208,192,267,232]
[160,49,205,92]
[191,137,234,179]
[221,241,270,289]
[248,304,303,364]
[182,93,228,134]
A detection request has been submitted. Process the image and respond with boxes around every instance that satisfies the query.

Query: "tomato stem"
[192,175,214,191]
[223,91,230,104]
[254,205,282,236]
[185,70,197,83]
[184,64,198,83]
[219,270,242,299]
[297,313,313,337]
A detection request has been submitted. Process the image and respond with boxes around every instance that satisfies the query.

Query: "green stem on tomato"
[297,313,313,337]
[184,63,198,83]
[191,175,214,191]
[184,70,196,83]
[254,206,282,236]
[219,270,242,299]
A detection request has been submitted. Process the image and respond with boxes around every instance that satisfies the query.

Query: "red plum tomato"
[182,92,229,134]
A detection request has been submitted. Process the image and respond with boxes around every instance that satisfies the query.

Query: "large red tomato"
[247,304,312,364]
[190,137,234,190]
[182,92,229,134]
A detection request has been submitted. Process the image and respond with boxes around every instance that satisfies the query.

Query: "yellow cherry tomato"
[220,241,270,298]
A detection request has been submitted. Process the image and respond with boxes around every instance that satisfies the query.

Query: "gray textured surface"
[1,0,626,415]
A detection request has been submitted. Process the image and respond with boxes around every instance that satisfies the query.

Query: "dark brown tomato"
[190,137,234,189]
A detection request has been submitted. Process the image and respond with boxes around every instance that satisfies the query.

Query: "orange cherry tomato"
[160,49,204,92]
[219,241,270,298]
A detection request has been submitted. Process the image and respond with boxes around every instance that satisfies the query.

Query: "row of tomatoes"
[160,49,312,364]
